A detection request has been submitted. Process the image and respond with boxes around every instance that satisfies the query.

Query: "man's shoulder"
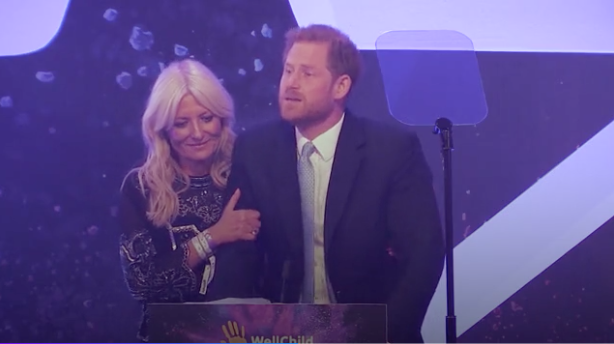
[355,115,419,146]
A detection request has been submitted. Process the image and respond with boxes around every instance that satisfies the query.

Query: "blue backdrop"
[0,0,613,342]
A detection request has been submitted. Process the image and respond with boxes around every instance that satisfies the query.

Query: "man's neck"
[297,108,344,141]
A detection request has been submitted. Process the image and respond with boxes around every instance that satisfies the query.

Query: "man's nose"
[287,73,300,88]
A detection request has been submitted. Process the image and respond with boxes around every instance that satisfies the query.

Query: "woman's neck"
[180,160,211,177]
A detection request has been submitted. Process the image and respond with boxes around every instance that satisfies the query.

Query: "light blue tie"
[298,142,316,303]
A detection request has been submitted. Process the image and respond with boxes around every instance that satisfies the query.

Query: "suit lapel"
[271,122,304,252]
[324,112,366,252]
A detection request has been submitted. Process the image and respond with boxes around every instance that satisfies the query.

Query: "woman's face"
[167,94,223,176]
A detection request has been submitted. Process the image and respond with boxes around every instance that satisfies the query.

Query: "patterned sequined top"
[118,171,224,341]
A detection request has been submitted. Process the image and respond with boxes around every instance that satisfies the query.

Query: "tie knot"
[301,142,316,158]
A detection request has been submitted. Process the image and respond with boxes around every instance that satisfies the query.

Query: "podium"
[148,298,387,343]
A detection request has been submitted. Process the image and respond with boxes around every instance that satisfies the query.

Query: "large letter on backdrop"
[422,120,614,342]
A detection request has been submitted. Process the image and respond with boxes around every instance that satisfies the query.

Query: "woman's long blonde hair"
[125,59,236,227]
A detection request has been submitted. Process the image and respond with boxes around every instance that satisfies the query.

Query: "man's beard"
[280,100,334,127]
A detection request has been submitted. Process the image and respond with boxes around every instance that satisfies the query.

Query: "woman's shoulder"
[121,168,147,197]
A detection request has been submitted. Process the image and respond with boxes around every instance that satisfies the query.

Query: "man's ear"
[332,74,352,101]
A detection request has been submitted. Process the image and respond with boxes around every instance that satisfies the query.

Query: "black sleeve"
[205,134,264,300]
[385,132,445,342]
[118,174,199,302]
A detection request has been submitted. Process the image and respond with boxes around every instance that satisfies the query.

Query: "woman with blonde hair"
[118,58,260,341]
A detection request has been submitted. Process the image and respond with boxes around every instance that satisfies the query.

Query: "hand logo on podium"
[221,321,247,343]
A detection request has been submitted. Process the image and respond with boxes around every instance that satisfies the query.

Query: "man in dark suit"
[219,24,445,343]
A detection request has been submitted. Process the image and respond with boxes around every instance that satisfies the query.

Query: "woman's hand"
[207,189,261,246]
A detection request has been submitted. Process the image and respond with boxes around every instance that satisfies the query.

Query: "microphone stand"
[280,260,291,302]
[433,117,456,343]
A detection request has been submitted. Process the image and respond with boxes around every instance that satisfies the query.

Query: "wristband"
[190,236,209,260]
[199,230,217,253]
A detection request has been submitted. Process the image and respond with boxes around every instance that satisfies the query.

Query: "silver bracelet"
[203,230,217,250]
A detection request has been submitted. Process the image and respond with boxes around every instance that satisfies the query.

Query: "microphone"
[280,260,291,303]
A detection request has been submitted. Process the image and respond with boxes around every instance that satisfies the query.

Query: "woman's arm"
[118,179,204,303]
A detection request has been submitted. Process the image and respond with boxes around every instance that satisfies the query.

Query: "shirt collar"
[296,113,345,162]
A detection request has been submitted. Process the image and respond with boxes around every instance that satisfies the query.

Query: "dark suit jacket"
[213,111,445,343]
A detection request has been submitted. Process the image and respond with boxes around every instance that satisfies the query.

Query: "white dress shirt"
[295,114,345,304]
